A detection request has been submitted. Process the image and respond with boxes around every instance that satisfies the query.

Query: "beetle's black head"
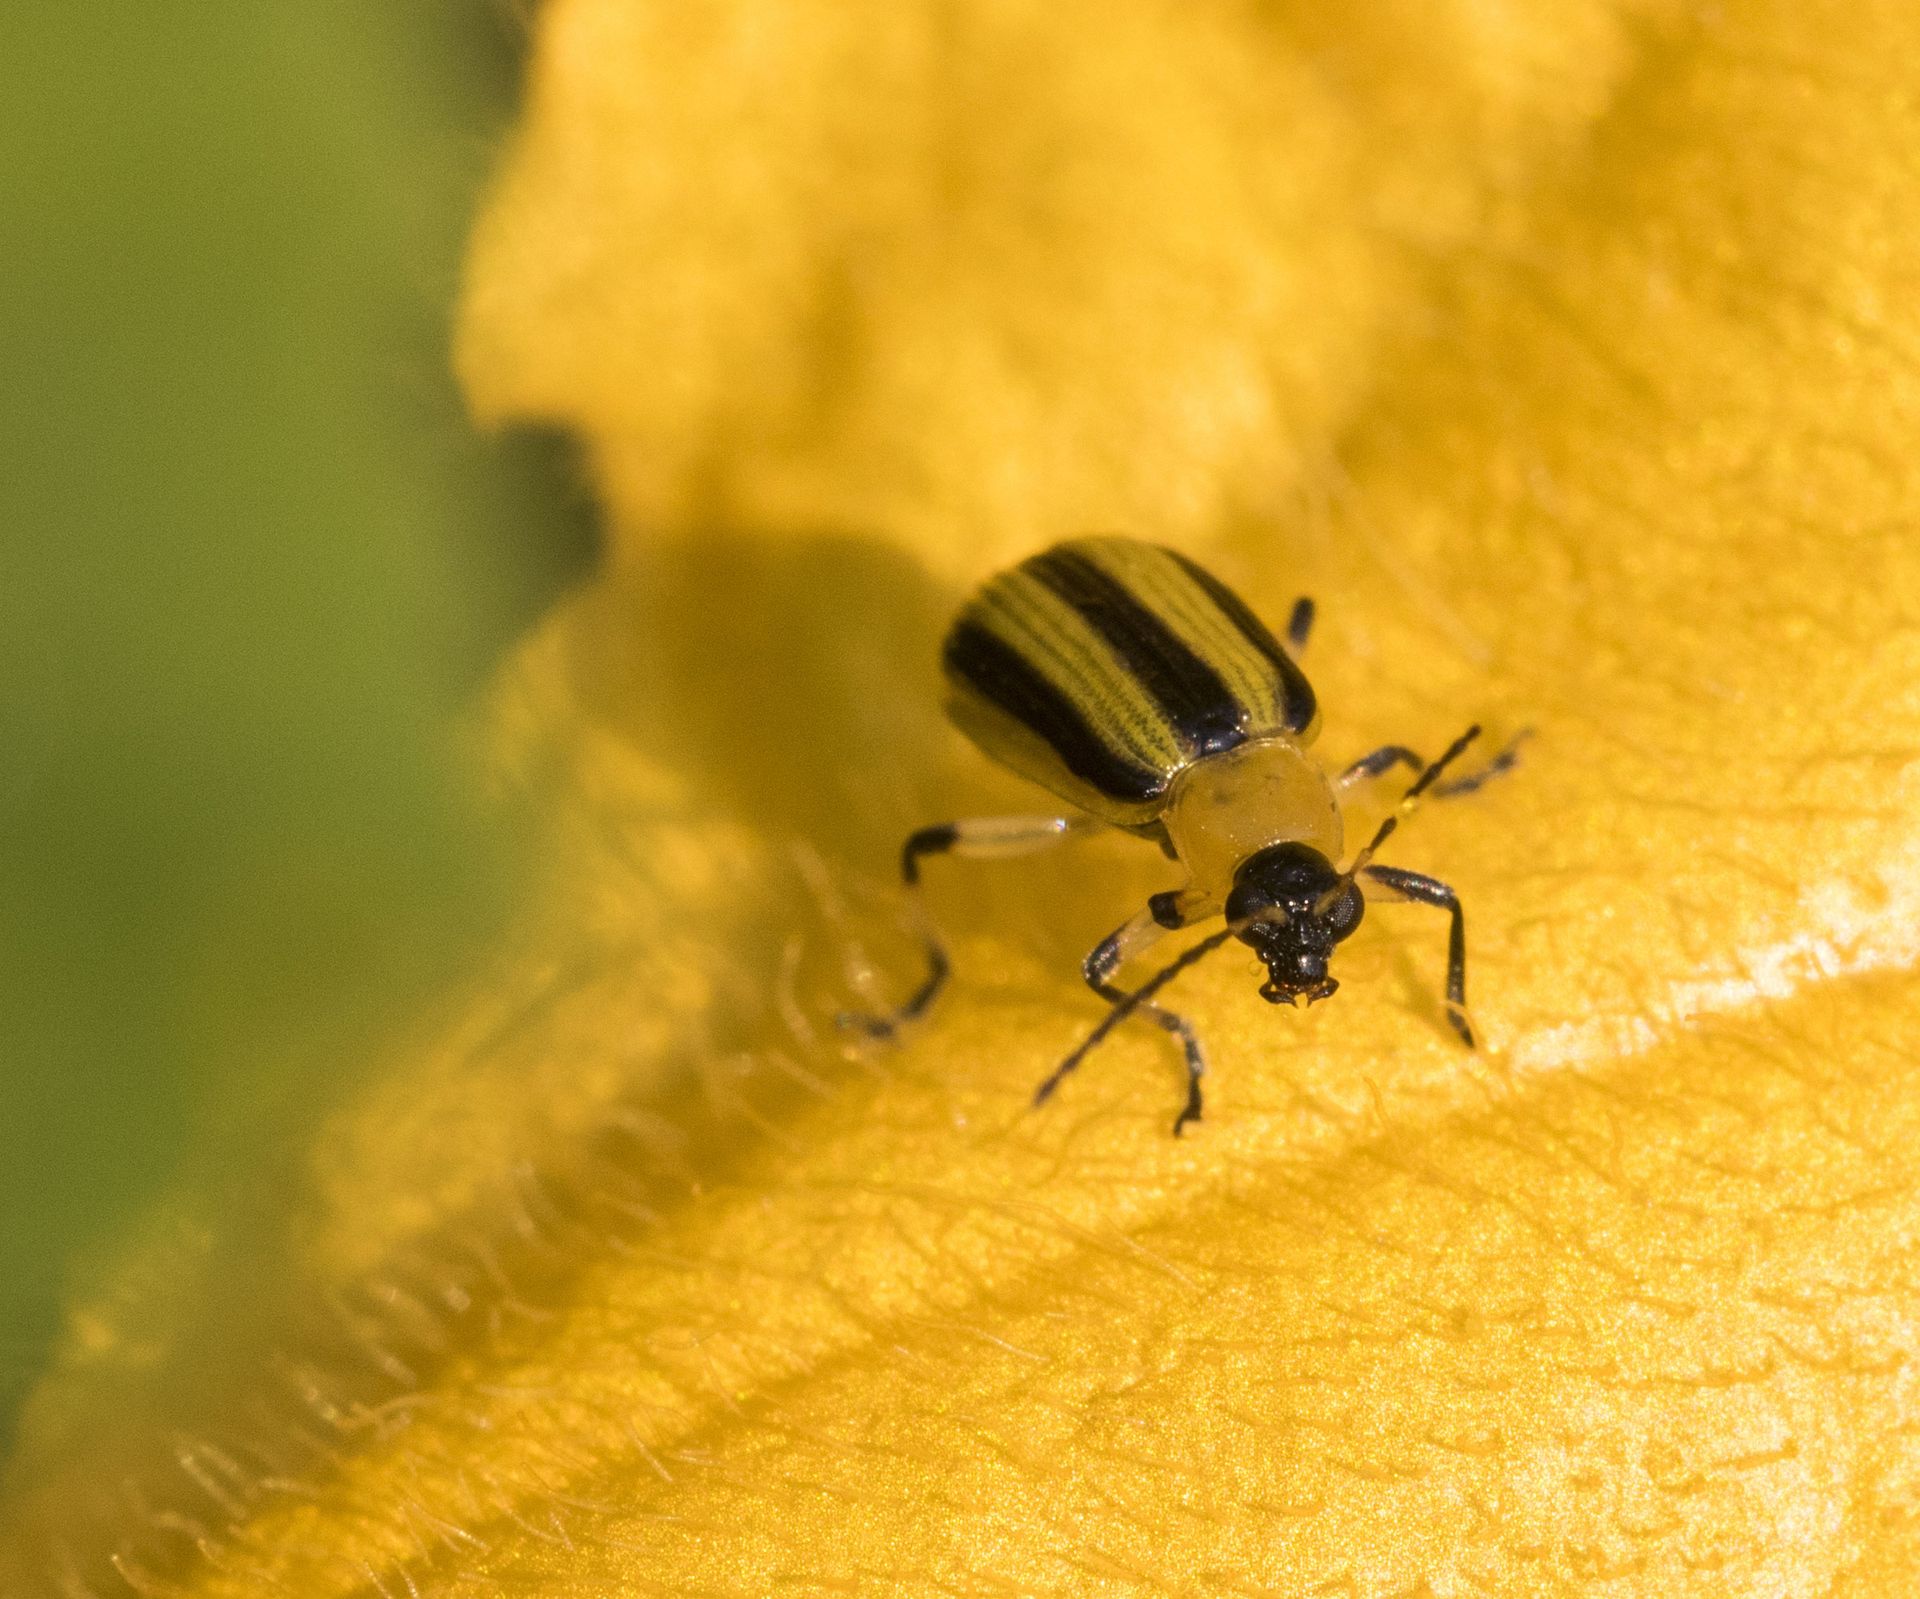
[1225,842,1365,1008]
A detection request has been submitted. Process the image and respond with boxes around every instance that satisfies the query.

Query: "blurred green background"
[0,5,592,1449]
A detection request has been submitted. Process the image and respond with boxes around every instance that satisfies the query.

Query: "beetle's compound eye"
[1324,880,1366,941]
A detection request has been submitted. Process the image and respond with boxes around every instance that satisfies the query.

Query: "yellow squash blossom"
[11,0,1920,1594]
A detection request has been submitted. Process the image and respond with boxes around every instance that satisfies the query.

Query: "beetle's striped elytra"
[845,536,1520,1135]
[942,538,1319,828]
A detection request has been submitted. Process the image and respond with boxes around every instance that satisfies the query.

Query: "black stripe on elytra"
[944,620,1164,804]
[1165,550,1318,733]
[1027,548,1248,758]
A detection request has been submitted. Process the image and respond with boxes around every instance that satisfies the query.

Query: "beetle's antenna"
[1034,922,1244,1107]
[1320,723,1481,909]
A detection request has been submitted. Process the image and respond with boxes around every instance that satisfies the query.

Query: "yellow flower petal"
[10,1,1920,1595]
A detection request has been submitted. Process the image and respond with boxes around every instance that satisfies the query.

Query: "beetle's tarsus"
[1172,1080,1204,1136]
[835,1010,896,1041]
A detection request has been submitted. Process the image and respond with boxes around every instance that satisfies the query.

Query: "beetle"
[843,536,1518,1134]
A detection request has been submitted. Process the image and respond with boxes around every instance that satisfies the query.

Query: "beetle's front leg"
[1055,888,1215,1135]
[1361,864,1473,1046]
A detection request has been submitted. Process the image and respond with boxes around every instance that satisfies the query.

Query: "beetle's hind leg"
[838,815,1092,1040]
[1361,864,1473,1046]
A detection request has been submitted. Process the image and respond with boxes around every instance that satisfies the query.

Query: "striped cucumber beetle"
[845,537,1519,1134]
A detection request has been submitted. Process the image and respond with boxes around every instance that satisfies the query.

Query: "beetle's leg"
[1339,731,1529,798]
[1286,596,1316,654]
[1051,890,1213,1136]
[839,815,1092,1040]
[1337,744,1423,791]
[1361,864,1473,1047]
[1432,729,1530,797]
